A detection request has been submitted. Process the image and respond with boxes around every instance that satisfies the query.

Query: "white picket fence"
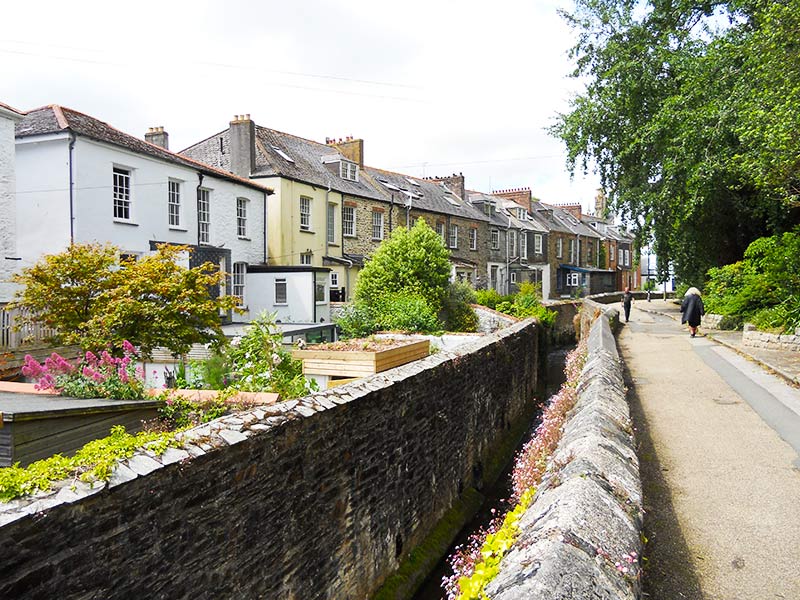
[0,304,57,349]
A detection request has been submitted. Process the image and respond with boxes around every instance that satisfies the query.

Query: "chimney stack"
[330,136,364,166]
[229,114,256,177]
[145,126,169,150]
[492,187,532,211]
[430,173,466,202]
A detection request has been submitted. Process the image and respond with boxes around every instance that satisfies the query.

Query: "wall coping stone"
[486,313,642,600]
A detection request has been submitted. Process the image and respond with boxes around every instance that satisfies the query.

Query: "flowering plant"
[443,340,588,599]
[22,340,146,400]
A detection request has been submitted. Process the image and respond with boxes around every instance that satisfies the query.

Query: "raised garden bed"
[292,338,430,379]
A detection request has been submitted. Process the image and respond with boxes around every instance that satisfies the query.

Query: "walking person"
[681,287,705,337]
[621,287,634,322]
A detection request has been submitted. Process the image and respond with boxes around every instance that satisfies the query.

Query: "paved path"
[617,302,800,600]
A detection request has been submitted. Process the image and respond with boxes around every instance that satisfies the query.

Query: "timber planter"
[292,338,430,378]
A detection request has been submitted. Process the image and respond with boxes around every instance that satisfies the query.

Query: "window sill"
[238,236,251,241]
[343,234,357,239]
[113,218,139,226]
[299,229,315,234]
[169,226,189,232]
[328,243,339,248]
[315,301,328,305]
[371,237,384,241]
[274,303,288,306]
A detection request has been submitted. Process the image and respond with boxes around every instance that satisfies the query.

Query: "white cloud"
[0,0,601,211]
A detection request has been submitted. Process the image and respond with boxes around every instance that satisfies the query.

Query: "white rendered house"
[0,102,24,303]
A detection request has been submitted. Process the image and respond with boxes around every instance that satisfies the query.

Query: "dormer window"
[340,160,359,182]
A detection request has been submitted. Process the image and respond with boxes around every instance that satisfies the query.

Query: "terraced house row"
[0,102,639,335]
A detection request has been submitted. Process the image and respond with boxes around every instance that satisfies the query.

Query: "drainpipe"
[342,256,353,301]
[389,193,394,233]
[325,183,331,258]
[68,132,76,244]
[196,172,205,247]
[505,215,511,295]
[263,189,268,264]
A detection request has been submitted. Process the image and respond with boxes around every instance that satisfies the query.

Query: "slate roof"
[530,201,601,239]
[467,190,513,228]
[181,125,385,201]
[365,167,490,222]
[15,105,268,193]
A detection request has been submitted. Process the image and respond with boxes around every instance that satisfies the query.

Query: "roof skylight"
[271,145,294,163]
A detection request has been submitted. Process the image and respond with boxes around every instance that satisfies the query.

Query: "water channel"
[411,345,572,599]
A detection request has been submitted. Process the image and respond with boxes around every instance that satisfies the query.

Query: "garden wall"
[486,310,643,599]
[0,319,543,599]
[742,323,800,352]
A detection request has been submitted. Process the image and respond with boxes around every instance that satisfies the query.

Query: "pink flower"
[85,351,98,365]
[122,340,136,356]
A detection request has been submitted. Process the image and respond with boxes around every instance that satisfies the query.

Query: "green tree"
[553,0,798,285]
[12,243,237,358]
[355,218,452,311]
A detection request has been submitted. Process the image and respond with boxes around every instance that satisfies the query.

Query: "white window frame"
[624,249,630,267]
[232,262,246,306]
[372,210,384,240]
[237,197,248,238]
[491,229,500,250]
[469,228,477,250]
[511,271,518,284]
[113,166,132,220]
[569,239,576,263]
[436,222,446,242]
[587,240,593,263]
[315,272,327,304]
[619,248,624,266]
[567,272,580,287]
[327,202,336,244]
[449,224,458,249]
[330,272,339,288]
[534,233,543,254]
[520,232,527,259]
[274,278,287,305]
[340,161,359,182]
[343,205,355,237]
[556,237,563,259]
[168,180,181,228]
[300,252,312,265]
[198,188,210,244]
[300,196,312,231]
[509,230,518,257]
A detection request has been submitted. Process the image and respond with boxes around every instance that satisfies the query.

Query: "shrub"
[442,281,479,332]
[225,312,316,399]
[335,301,380,339]
[493,282,556,326]
[22,341,145,400]
[703,227,800,332]
[474,288,513,310]
[355,219,451,311]
[157,390,256,429]
[336,294,442,338]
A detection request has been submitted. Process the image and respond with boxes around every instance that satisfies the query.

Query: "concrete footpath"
[617,301,800,600]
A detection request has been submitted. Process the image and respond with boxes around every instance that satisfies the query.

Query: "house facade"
[0,102,24,304]
[180,120,390,303]
[6,104,329,326]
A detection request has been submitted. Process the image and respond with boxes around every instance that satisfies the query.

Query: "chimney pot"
[245,114,250,120]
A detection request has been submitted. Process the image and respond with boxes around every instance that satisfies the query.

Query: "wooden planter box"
[292,339,430,378]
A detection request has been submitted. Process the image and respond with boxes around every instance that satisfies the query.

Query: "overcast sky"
[1,0,601,211]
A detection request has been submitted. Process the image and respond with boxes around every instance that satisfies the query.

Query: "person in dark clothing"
[681,287,705,337]
[621,287,634,322]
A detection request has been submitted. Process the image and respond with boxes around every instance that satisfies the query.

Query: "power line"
[0,40,422,90]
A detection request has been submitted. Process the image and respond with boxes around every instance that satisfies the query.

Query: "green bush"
[474,288,514,310]
[703,228,800,332]
[355,219,451,311]
[442,281,479,332]
[493,282,556,326]
[336,294,441,338]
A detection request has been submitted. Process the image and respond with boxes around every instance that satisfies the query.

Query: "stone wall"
[0,320,543,600]
[486,311,642,599]
[742,323,800,352]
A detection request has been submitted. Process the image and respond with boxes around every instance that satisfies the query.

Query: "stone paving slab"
[635,300,800,386]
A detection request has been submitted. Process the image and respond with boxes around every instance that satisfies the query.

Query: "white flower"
[231,336,242,347]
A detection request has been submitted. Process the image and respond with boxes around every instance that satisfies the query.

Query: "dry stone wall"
[0,320,542,600]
